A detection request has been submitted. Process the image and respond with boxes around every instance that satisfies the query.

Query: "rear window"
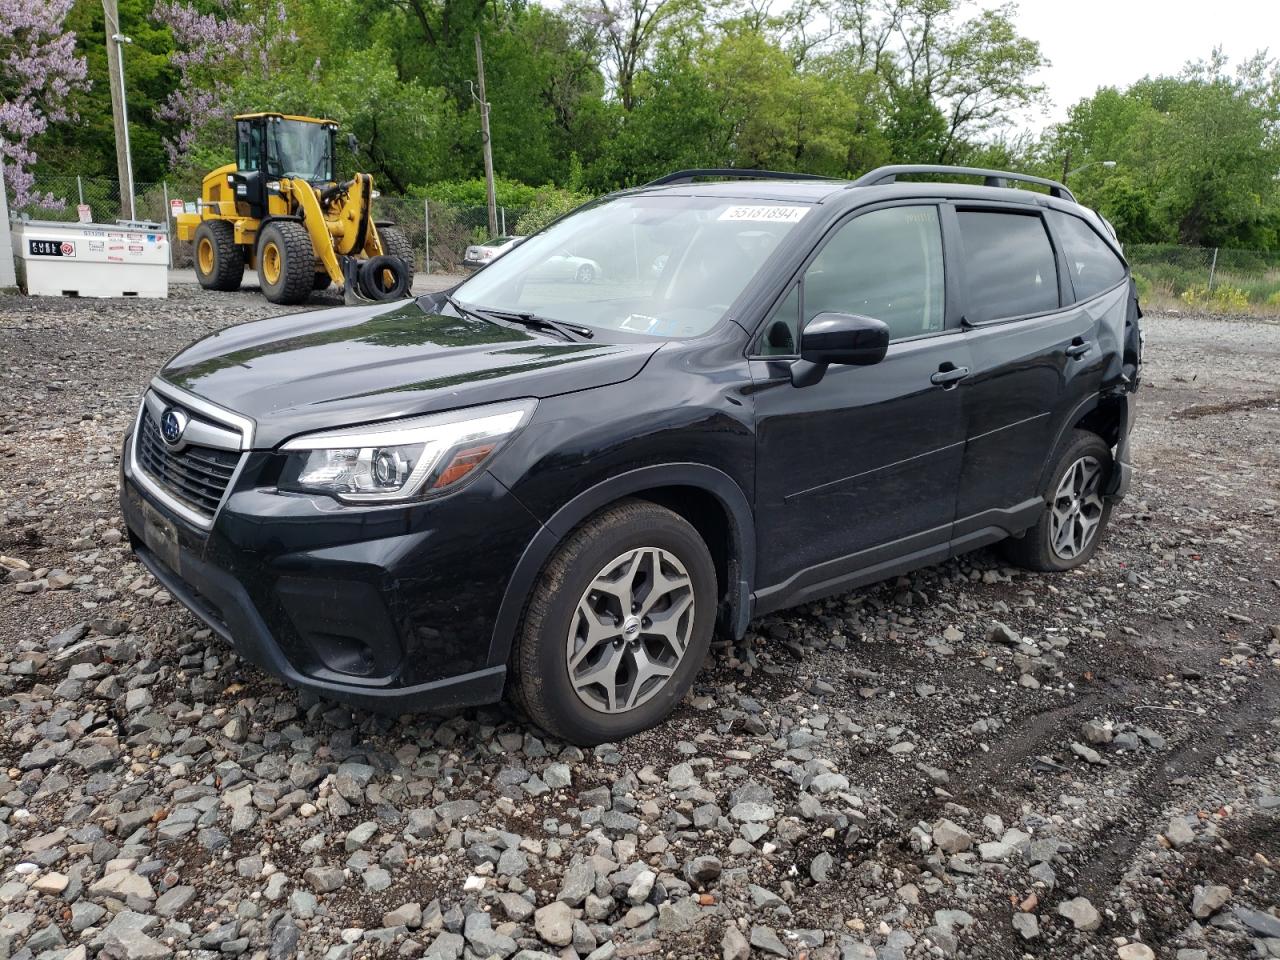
[957,210,1058,323]
[1048,210,1126,301]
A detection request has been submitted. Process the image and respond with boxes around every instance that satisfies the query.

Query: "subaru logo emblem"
[160,407,188,446]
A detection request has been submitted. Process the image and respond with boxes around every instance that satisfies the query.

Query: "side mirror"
[792,312,889,387]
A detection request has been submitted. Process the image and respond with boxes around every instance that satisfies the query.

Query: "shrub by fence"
[1127,244,1280,313]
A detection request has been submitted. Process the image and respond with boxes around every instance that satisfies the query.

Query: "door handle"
[1066,338,1091,358]
[930,364,970,388]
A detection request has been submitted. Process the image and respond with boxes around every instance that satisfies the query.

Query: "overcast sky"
[998,0,1280,133]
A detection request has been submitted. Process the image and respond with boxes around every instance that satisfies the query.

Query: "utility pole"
[474,33,498,238]
[103,0,136,221]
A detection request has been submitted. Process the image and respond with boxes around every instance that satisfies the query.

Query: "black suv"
[121,165,1142,744]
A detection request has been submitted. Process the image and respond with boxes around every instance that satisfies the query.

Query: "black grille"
[137,408,240,516]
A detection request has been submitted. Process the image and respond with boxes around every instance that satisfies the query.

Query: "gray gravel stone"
[1011,912,1039,940]
[1057,896,1101,931]
[534,901,574,947]
[749,925,789,957]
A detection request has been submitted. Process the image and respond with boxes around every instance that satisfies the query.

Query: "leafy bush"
[412,178,543,209]
[1180,284,1250,311]
[514,188,593,235]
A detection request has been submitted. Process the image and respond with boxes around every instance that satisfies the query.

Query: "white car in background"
[463,236,523,271]
[528,252,602,284]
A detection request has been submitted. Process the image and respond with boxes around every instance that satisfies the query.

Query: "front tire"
[576,263,596,284]
[193,220,244,291]
[1003,429,1113,572]
[256,221,314,305]
[514,500,717,745]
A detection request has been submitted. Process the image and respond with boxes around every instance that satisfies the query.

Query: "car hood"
[159,298,661,448]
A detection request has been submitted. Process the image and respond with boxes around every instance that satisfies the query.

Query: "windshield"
[453,195,812,338]
[266,119,334,182]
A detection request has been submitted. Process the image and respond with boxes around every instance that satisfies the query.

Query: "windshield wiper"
[476,306,594,341]
[442,293,499,326]
[440,295,593,341]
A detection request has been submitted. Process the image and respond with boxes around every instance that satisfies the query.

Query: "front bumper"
[120,433,543,715]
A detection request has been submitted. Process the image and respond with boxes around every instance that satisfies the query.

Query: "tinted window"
[802,205,945,341]
[957,211,1058,322]
[1049,210,1126,300]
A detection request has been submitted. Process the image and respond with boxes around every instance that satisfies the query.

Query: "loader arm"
[332,173,381,258]
[286,179,345,286]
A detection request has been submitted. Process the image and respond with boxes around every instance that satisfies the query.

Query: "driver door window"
[756,205,945,355]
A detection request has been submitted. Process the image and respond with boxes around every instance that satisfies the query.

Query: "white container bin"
[14,219,168,298]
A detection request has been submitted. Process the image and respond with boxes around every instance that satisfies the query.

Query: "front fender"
[486,463,756,670]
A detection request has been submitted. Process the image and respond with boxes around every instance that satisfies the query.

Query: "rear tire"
[378,226,416,272]
[514,500,717,745]
[257,221,314,305]
[312,272,332,291]
[193,220,244,291]
[576,263,596,284]
[1002,429,1113,572]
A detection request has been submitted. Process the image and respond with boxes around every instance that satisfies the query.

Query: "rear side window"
[957,210,1058,323]
[1048,210,1126,301]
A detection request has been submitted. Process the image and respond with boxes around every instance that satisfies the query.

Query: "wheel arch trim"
[1042,392,1133,497]
[487,463,756,670]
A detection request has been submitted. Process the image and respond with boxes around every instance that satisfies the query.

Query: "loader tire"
[257,221,314,305]
[193,220,245,292]
[378,226,416,272]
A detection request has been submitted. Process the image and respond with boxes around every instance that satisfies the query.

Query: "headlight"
[278,399,535,503]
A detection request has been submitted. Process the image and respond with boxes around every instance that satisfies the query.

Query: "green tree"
[1040,50,1280,248]
[32,0,172,183]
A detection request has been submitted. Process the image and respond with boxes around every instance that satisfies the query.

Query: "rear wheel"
[1003,429,1113,572]
[312,272,332,291]
[256,221,314,305]
[576,263,596,284]
[514,500,716,745]
[193,220,244,291]
[378,225,415,272]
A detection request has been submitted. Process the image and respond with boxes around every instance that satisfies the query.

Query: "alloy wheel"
[1050,455,1104,559]
[566,546,694,714]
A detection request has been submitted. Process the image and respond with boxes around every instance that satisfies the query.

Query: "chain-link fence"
[1127,244,1280,313]
[17,176,1277,310]
[7,176,193,227]
[7,176,526,274]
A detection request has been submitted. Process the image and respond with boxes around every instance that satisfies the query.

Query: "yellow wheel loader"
[175,113,415,305]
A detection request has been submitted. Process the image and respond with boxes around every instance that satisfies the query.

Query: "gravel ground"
[0,287,1277,960]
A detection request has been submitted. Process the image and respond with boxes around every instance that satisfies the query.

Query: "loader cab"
[232,114,338,218]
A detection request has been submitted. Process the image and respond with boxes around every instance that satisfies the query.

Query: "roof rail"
[852,164,1076,203]
[644,168,837,187]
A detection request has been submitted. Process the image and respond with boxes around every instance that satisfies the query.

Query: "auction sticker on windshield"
[718,205,809,223]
